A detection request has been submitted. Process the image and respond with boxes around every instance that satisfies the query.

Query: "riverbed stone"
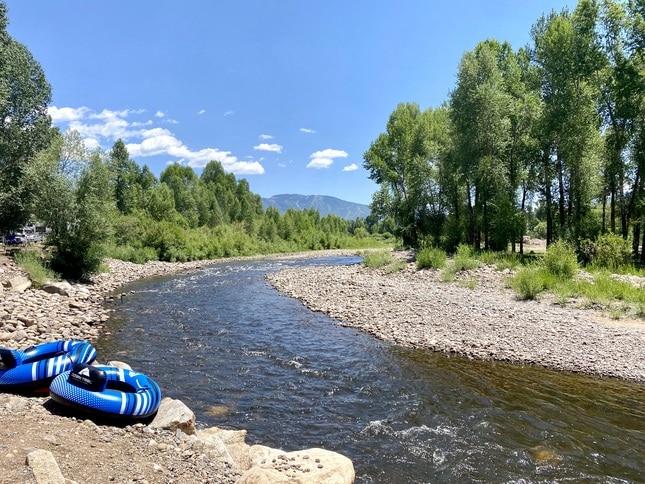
[4,276,31,293]
[239,446,355,484]
[42,281,73,297]
[149,397,196,435]
[26,448,66,484]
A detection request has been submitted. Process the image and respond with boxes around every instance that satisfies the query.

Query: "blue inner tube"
[0,340,97,393]
[49,363,162,420]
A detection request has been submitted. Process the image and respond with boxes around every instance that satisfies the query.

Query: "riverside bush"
[14,250,59,286]
[508,267,546,300]
[416,247,446,269]
[543,240,578,279]
[453,243,479,271]
[592,233,633,271]
[362,250,393,269]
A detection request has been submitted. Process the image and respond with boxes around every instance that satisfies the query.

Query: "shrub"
[416,247,446,270]
[453,243,479,271]
[13,250,59,286]
[544,240,578,279]
[362,250,392,269]
[508,267,546,300]
[592,233,632,271]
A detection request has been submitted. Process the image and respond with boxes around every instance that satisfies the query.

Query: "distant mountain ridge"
[262,194,371,220]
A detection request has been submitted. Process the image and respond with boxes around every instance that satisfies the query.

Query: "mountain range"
[261,194,371,220]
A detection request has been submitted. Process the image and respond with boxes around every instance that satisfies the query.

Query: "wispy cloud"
[155,111,164,118]
[307,148,348,169]
[254,143,283,153]
[224,110,234,117]
[197,109,206,115]
[47,105,265,175]
[300,128,316,134]
[342,163,358,172]
[259,134,273,140]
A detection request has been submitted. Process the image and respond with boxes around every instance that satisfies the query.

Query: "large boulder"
[42,281,73,297]
[238,446,355,484]
[149,397,196,435]
[4,275,31,293]
[196,426,251,471]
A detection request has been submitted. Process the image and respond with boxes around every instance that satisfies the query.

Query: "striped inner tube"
[49,363,162,420]
[0,340,97,392]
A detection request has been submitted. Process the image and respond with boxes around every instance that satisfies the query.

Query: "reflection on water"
[96,257,645,483]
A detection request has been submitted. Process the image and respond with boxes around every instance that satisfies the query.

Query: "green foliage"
[543,240,578,279]
[589,233,633,271]
[13,249,58,287]
[416,247,446,269]
[453,243,479,271]
[507,267,549,300]
[0,6,54,234]
[362,250,393,269]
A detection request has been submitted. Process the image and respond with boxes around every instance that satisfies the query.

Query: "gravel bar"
[267,261,645,383]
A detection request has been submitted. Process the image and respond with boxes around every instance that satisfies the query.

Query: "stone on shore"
[42,281,73,297]
[26,448,66,484]
[149,397,196,435]
[238,446,355,484]
[4,275,31,293]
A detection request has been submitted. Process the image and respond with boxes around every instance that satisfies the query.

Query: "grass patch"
[453,244,480,271]
[416,247,446,270]
[543,240,578,279]
[507,267,547,300]
[13,249,59,287]
[362,250,392,269]
[361,250,406,273]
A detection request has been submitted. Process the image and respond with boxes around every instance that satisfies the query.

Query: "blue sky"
[6,1,575,205]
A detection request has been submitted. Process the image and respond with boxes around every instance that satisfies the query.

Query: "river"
[95,256,645,483]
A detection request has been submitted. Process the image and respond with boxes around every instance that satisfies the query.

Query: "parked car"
[5,233,24,245]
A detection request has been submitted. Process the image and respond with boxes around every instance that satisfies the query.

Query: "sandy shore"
[267,257,645,383]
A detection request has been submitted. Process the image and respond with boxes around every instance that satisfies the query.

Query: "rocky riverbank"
[0,252,357,483]
[267,257,645,383]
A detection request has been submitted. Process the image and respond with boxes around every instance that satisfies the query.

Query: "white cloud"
[259,134,273,140]
[155,111,164,118]
[48,106,90,122]
[307,148,348,170]
[343,163,358,172]
[310,149,348,159]
[254,143,283,153]
[300,128,316,134]
[224,110,234,117]
[307,157,333,169]
[50,105,265,176]
[197,109,206,115]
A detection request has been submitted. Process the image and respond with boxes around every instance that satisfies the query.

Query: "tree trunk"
[556,155,566,235]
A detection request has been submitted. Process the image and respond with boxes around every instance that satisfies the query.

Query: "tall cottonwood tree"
[363,103,447,247]
[531,1,603,244]
[450,40,516,250]
[0,3,53,233]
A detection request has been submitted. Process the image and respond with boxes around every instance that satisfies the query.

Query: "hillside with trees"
[364,0,644,268]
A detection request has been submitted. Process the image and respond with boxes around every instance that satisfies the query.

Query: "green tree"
[531,2,603,244]
[109,139,143,214]
[363,103,447,247]
[0,3,54,234]
[449,40,514,250]
[29,135,116,279]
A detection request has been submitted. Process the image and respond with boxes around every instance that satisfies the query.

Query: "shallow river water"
[96,256,645,483]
